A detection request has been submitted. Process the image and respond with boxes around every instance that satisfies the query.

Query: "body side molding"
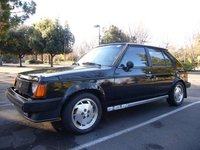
[107,95,168,111]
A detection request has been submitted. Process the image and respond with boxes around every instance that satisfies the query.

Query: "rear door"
[113,45,155,104]
[146,47,175,96]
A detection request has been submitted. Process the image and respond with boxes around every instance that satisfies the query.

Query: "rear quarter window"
[162,52,173,66]
[147,48,166,66]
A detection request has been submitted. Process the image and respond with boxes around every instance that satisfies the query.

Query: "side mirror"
[120,61,134,71]
[126,61,134,70]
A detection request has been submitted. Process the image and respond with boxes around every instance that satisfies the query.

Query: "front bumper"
[6,87,62,122]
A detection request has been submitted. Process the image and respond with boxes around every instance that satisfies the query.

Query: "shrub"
[25,59,43,64]
[2,54,18,63]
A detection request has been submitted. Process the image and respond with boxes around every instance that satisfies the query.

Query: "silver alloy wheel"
[174,84,184,103]
[71,98,98,130]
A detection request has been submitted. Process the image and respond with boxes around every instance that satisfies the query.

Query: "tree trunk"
[35,54,38,60]
[183,51,186,63]
[50,54,54,67]
[19,54,22,67]
[41,54,43,63]
[64,53,66,64]
[48,55,51,64]
[192,50,195,70]
[0,52,3,66]
[0,55,2,66]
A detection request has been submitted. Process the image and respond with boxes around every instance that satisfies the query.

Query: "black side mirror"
[120,61,134,71]
[126,61,134,71]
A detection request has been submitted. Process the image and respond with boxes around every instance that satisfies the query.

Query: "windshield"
[78,44,123,66]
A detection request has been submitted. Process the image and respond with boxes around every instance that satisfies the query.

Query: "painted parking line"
[0,103,13,108]
[70,101,200,150]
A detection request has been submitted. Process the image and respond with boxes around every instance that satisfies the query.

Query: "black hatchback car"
[6,43,191,134]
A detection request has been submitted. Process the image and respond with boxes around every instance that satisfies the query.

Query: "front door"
[113,46,155,105]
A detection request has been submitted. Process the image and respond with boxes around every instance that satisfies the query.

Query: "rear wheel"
[61,93,102,134]
[167,82,185,106]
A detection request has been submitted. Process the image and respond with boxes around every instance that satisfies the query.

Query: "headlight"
[32,82,38,93]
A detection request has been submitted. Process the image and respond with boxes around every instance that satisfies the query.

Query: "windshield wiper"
[82,62,101,67]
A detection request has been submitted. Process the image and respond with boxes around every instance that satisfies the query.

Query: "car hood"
[19,65,113,81]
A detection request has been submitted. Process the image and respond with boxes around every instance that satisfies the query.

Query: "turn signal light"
[14,79,17,86]
[33,84,46,98]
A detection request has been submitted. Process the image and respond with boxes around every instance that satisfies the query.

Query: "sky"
[25,0,200,48]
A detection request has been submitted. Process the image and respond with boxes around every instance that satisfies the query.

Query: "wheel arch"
[172,78,187,98]
[59,83,107,115]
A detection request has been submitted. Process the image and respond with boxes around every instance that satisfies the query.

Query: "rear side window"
[120,46,148,67]
[162,52,173,66]
[147,48,166,66]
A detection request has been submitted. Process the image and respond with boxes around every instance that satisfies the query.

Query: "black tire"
[167,82,185,106]
[61,92,102,134]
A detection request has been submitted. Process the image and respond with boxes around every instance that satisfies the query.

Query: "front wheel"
[61,93,102,134]
[167,82,185,106]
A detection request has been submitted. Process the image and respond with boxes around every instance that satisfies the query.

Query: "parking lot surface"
[0,66,199,150]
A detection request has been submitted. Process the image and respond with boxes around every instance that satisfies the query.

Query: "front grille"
[15,77,31,96]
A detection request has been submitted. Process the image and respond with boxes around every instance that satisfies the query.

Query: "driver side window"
[120,46,148,67]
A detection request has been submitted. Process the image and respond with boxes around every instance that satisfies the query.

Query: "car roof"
[99,43,168,51]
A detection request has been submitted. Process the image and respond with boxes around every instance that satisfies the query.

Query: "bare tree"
[74,40,97,58]
[161,38,171,49]
[186,35,196,68]
[128,25,150,44]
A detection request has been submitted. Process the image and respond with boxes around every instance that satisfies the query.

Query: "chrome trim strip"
[107,95,168,112]
[19,74,39,81]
